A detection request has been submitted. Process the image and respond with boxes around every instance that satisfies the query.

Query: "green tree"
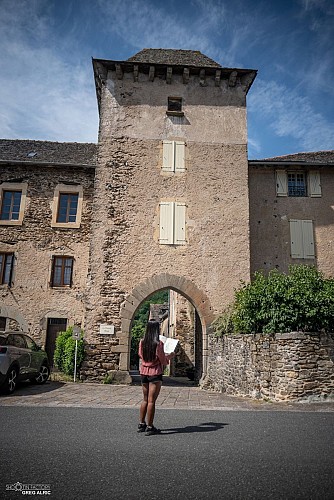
[129,289,169,368]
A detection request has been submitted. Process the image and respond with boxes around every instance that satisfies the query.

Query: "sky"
[0,0,333,159]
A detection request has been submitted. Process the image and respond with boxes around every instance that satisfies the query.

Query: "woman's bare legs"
[139,383,149,423]
[146,381,162,427]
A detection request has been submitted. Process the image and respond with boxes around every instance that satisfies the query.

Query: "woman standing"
[138,320,175,436]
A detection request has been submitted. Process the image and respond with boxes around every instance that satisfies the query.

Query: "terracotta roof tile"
[260,150,334,163]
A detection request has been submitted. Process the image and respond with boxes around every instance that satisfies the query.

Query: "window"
[276,170,321,197]
[289,220,315,259]
[51,184,83,228]
[51,256,74,287]
[0,182,27,225]
[162,140,185,173]
[1,191,22,220]
[288,172,306,197]
[0,253,14,286]
[159,202,186,245]
[57,193,79,223]
[167,97,183,115]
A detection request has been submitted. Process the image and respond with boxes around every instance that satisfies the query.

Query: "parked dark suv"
[0,332,50,394]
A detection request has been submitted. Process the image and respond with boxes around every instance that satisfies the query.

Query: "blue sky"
[0,0,333,159]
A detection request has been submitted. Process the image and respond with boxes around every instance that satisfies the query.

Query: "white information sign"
[99,324,115,335]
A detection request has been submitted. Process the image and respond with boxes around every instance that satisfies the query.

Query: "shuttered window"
[162,141,185,172]
[308,171,322,197]
[276,170,321,197]
[159,202,186,245]
[289,220,315,259]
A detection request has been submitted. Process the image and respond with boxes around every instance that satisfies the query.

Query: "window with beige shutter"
[276,170,321,198]
[162,141,185,173]
[289,219,315,259]
[159,201,186,245]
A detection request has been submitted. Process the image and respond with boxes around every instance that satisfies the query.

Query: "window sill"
[0,220,23,226]
[51,222,81,229]
[166,111,184,117]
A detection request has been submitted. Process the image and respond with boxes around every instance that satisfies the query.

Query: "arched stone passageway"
[120,274,215,380]
[0,302,29,332]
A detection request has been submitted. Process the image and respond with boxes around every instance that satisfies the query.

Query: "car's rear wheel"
[4,366,18,394]
[33,363,50,384]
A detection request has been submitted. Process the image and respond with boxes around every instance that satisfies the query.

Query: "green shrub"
[54,327,85,376]
[214,265,334,335]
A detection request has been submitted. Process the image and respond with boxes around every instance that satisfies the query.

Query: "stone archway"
[0,302,29,332]
[120,274,215,378]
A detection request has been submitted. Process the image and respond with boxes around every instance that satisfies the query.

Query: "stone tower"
[82,49,256,381]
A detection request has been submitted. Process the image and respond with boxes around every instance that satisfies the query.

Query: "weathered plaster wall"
[249,166,334,277]
[205,332,334,401]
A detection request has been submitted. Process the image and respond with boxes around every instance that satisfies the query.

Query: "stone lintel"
[215,69,221,87]
[115,64,123,80]
[199,69,206,86]
[149,66,155,81]
[229,70,238,87]
[166,66,172,84]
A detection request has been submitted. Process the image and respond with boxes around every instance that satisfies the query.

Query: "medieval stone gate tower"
[82,49,256,382]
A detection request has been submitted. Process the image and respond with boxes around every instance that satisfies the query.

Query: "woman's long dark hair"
[142,320,160,362]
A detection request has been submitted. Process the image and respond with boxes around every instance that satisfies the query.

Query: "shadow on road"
[162,421,229,434]
[0,380,65,398]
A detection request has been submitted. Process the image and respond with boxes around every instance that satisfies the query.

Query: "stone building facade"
[0,49,333,391]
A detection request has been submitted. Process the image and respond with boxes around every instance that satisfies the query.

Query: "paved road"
[1,406,334,500]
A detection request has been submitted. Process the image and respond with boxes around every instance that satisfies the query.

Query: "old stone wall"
[204,332,334,401]
[0,163,94,346]
[83,66,251,377]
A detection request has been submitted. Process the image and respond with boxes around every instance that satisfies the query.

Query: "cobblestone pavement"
[1,379,334,411]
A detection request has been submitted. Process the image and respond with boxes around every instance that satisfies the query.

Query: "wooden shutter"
[302,220,315,258]
[174,202,186,244]
[276,170,288,196]
[309,171,321,197]
[162,141,174,172]
[289,220,303,258]
[174,141,185,172]
[159,202,173,244]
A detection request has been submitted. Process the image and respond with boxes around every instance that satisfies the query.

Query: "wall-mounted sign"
[99,324,115,335]
[72,326,81,341]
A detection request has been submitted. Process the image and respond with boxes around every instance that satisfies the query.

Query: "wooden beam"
[183,67,189,84]
[133,65,139,82]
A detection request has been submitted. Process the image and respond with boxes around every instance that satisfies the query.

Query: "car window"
[23,335,39,351]
[7,334,27,349]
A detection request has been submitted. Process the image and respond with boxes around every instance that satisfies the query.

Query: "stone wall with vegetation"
[204,332,334,401]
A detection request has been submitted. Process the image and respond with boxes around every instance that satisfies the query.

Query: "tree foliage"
[130,289,169,367]
[54,327,85,376]
[214,265,334,335]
